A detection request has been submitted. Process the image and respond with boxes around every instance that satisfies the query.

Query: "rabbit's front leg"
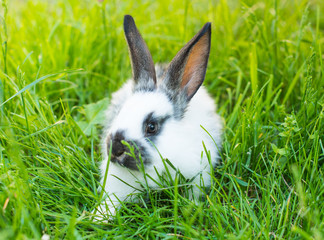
[93,163,141,221]
[93,195,119,221]
[93,186,135,221]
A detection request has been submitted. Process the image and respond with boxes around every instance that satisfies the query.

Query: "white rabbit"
[93,15,223,220]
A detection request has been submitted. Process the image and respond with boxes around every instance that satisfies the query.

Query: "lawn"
[0,0,323,239]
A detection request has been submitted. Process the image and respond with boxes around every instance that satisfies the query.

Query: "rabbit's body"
[94,16,223,220]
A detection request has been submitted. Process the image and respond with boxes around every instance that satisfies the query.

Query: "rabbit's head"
[105,15,212,170]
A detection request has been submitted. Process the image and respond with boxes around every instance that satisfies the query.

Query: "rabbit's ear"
[162,22,211,101]
[124,15,156,90]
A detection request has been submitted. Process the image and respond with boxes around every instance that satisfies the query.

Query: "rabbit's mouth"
[111,150,149,170]
[111,152,133,169]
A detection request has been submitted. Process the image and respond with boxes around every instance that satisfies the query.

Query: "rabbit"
[93,15,223,220]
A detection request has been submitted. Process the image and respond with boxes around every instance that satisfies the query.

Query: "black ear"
[124,15,156,90]
[161,22,211,100]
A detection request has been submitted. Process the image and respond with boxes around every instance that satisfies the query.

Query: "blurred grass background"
[0,0,323,239]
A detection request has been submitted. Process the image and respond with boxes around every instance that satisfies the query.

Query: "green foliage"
[0,0,323,239]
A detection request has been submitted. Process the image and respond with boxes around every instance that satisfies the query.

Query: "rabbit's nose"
[108,131,126,158]
[112,141,125,157]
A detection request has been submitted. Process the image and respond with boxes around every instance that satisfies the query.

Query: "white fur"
[110,91,173,139]
[94,77,223,220]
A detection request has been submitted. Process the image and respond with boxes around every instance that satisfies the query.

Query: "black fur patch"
[142,112,171,142]
[108,131,150,171]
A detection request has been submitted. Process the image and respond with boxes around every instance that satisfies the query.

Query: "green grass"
[0,0,323,239]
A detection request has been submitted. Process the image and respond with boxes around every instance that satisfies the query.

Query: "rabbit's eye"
[145,122,158,135]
